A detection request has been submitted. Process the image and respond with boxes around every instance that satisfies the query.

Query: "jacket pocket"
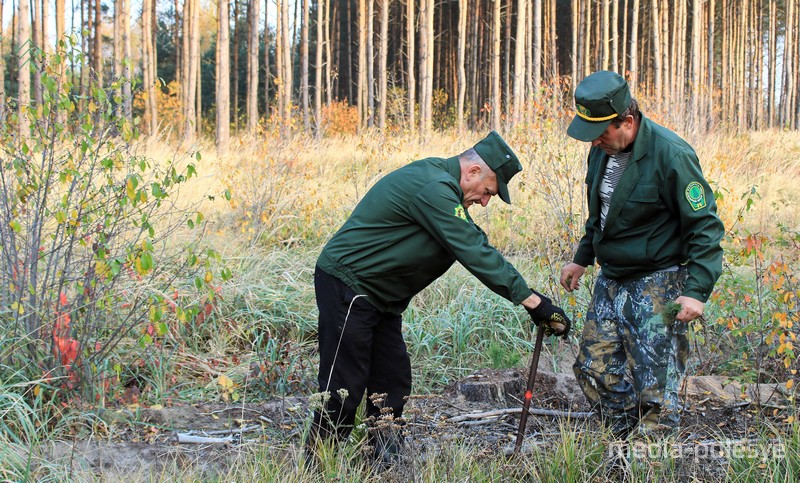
[628,184,659,203]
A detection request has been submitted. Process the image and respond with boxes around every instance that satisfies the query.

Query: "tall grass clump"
[0,40,228,409]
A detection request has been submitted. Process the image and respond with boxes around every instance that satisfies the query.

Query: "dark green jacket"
[318,156,531,314]
[573,115,724,302]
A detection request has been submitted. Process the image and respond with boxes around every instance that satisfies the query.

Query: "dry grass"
[147,125,800,262]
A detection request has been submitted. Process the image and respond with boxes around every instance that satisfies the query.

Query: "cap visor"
[567,116,612,142]
[498,182,511,204]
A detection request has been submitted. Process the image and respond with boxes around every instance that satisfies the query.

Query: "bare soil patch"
[40,364,793,481]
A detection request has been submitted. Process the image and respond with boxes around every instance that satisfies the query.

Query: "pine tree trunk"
[457,0,467,131]
[651,0,661,96]
[300,0,309,130]
[419,0,432,133]
[571,0,578,93]
[490,0,500,129]
[512,0,526,124]
[691,0,701,129]
[601,0,609,70]
[367,0,375,128]
[533,0,542,97]
[407,0,415,132]
[583,0,591,79]
[281,0,292,128]
[32,0,42,105]
[358,0,367,127]
[264,0,270,119]
[233,0,241,131]
[217,0,231,152]
[142,0,158,137]
[378,0,389,129]
[17,0,30,141]
[504,0,512,116]
[768,0,777,127]
[183,0,199,142]
[630,0,638,91]
[705,0,714,127]
[248,0,261,133]
[93,0,102,81]
[315,0,324,134]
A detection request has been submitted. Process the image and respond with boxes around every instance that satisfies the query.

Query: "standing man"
[307,131,571,465]
[561,71,724,438]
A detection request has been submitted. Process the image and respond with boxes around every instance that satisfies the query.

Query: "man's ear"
[467,164,482,178]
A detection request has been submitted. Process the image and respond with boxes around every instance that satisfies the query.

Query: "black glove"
[525,289,572,338]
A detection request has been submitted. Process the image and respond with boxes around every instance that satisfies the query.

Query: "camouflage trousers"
[573,268,689,438]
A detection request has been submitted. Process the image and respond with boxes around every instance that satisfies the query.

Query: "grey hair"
[458,148,489,169]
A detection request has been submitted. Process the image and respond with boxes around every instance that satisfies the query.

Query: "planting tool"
[513,322,545,454]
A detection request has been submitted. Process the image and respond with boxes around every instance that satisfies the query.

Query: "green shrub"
[0,40,228,402]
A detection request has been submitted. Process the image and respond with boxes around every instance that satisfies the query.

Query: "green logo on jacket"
[685,181,707,211]
[454,204,467,221]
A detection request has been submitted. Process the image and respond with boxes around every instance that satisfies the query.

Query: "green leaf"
[141,252,153,271]
[139,333,153,348]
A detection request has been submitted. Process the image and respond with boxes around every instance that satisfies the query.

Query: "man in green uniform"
[307,131,571,465]
[561,71,724,438]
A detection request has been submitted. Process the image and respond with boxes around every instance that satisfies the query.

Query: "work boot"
[601,407,640,440]
[635,403,680,439]
[369,429,404,472]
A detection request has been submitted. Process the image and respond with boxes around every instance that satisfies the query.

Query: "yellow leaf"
[204,271,213,283]
[149,404,163,410]
[786,379,794,390]
[786,416,795,424]
[217,374,233,389]
[10,302,24,314]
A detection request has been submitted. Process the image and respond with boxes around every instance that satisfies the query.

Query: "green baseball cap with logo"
[472,130,522,204]
[567,71,632,142]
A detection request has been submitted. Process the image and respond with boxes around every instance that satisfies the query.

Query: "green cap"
[567,71,632,142]
[473,130,522,204]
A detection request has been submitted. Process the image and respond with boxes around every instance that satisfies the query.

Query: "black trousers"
[309,266,412,442]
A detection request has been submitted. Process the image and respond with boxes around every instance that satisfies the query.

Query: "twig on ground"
[447,407,594,423]
[176,434,234,444]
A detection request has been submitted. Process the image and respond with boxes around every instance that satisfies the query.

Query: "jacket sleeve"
[406,178,532,305]
[668,152,725,302]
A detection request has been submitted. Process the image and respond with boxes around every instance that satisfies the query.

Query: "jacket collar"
[593,115,652,235]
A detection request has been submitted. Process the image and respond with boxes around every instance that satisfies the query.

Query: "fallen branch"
[447,407,594,423]
[175,424,263,444]
[196,425,262,436]
[176,433,234,444]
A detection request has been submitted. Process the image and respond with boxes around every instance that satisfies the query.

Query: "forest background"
[1,0,800,480]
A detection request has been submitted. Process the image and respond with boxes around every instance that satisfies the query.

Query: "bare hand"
[560,263,586,292]
[674,295,705,322]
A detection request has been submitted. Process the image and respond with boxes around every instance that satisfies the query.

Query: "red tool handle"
[514,323,545,453]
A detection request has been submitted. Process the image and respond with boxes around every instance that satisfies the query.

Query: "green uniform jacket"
[573,115,724,302]
[317,156,531,314]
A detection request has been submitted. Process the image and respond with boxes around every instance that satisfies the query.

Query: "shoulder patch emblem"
[454,204,467,221]
[685,181,707,211]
